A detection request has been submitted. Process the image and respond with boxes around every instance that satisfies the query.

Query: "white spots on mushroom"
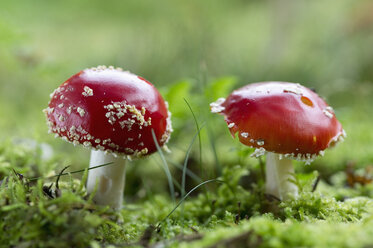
[325,106,334,113]
[49,116,152,158]
[283,83,303,95]
[127,104,148,126]
[106,112,117,125]
[46,120,53,129]
[67,106,72,114]
[249,139,255,143]
[228,123,235,128]
[96,145,105,150]
[240,132,249,138]
[130,148,149,158]
[91,65,107,71]
[83,141,92,147]
[60,95,65,100]
[76,125,88,134]
[160,104,173,145]
[108,142,120,150]
[77,107,86,117]
[162,145,171,153]
[342,129,347,138]
[43,107,54,115]
[210,98,226,113]
[104,102,151,129]
[119,119,134,130]
[90,65,124,73]
[278,152,319,165]
[250,147,266,157]
[58,114,65,122]
[323,106,334,119]
[105,104,114,110]
[116,112,125,119]
[49,87,63,99]
[329,129,347,147]
[82,86,94,97]
[257,139,264,146]
[319,150,325,156]
[58,103,64,108]
[144,117,151,127]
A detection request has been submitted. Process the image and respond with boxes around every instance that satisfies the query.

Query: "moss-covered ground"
[1,0,373,247]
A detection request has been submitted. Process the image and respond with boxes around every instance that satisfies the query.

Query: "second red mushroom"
[211,82,346,200]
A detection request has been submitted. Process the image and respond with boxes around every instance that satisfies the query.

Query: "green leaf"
[164,81,192,117]
[205,77,237,101]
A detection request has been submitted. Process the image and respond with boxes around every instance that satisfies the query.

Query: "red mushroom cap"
[44,66,172,158]
[211,82,345,162]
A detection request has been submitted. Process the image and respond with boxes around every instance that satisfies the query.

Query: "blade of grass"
[157,178,224,226]
[181,123,205,198]
[151,129,175,205]
[183,98,203,176]
[207,125,221,177]
[27,162,114,181]
[184,98,211,208]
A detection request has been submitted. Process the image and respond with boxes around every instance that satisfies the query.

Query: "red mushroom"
[211,82,345,200]
[44,65,172,209]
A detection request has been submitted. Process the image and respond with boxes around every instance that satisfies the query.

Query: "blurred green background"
[1,0,373,198]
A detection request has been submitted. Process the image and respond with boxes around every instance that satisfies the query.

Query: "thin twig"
[27,162,113,181]
[312,175,321,192]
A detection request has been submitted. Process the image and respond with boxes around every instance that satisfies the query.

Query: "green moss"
[1,134,373,247]
[181,215,373,248]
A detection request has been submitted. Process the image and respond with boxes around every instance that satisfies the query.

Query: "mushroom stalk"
[86,150,126,209]
[265,152,298,200]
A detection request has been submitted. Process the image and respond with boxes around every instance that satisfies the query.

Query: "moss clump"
[0,175,127,247]
[1,141,373,247]
[280,192,371,222]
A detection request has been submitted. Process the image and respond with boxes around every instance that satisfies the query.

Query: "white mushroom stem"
[265,152,298,200]
[86,150,126,210]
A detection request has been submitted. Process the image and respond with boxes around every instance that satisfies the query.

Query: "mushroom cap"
[44,66,172,158]
[210,82,345,162]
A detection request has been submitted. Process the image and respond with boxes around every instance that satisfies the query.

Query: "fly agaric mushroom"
[44,65,172,209]
[211,82,345,200]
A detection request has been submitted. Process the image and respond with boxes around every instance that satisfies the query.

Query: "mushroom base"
[265,152,298,200]
[86,150,126,209]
